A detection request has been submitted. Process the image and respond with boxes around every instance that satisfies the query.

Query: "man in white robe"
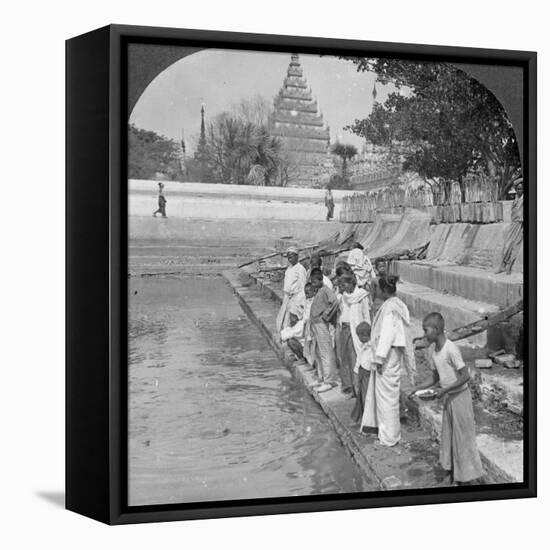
[347,242,374,289]
[276,247,307,333]
[336,274,371,394]
[361,278,416,446]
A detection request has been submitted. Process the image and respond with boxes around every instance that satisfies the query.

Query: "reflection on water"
[128,276,369,506]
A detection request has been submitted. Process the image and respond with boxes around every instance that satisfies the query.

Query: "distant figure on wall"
[496,182,523,274]
[325,186,335,221]
[153,182,167,218]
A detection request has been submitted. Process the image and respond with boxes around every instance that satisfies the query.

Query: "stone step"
[471,363,524,416]
[396,281,500,347]
[392,260,523,308]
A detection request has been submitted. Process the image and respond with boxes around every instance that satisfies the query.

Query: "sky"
[129,49,396,152]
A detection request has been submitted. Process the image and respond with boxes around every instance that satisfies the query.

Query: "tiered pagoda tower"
[269,54,331,187]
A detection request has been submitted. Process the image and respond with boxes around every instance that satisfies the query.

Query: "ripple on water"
[128,276,369,505]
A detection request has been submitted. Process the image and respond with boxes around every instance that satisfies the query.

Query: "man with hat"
[153,182,167,218]
[276,246,307,333]
[325,185,335,221]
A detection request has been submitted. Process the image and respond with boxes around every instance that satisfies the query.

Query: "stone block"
[393,261,523,308]
[397,281,499,347]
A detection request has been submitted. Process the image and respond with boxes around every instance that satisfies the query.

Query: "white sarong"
[360,297,416,446]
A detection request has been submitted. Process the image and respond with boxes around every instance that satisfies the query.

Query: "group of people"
[277,242,484,484]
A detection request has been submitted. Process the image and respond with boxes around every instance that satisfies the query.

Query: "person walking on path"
[276,247,307,333]
[325,185,335,221]
[361,275,416,446]
[153,182,167,218]
[411,312,484,484]
[496,182,524,274]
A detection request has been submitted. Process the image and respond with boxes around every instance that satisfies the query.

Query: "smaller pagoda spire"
[200,104,206,142]
[179,127,187,178]
[195,104,207,160]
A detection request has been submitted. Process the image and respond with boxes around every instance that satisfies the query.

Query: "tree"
[128,124,183,181]
[328,173,351,190]
[230,94,273,127]
[343,58,522,201]
[203,113,282,186]
[331,142,358,182]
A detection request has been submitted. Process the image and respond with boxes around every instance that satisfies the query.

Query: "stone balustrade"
[340,200,506,224]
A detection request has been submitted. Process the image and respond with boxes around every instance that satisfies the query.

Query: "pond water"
[128,275,369,506]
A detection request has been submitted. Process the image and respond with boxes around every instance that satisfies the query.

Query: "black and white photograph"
[6,0,550,545]
[127,44,529,506]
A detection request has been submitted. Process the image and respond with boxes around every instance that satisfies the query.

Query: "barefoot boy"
[412,312,484,484]
[351,321,373,424]
[309,268,339,393]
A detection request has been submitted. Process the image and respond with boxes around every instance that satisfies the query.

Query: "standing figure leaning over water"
[153,182,167,218]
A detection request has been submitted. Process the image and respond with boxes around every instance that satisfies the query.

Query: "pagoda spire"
[269,53,331,187]
[200,104,206,142]
[195,104,207,160]
[194,104,210,182]
[178,127,187,179]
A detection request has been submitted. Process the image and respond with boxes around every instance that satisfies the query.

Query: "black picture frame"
[66,24,537,525]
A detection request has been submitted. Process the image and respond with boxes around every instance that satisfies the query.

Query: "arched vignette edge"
[127,43,525,163]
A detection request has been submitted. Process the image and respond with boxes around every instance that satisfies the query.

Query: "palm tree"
[331,142,358,182]
[205,114,282,185]
[254,129,281,185]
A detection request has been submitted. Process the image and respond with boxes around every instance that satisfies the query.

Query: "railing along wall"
[340,175,507,224]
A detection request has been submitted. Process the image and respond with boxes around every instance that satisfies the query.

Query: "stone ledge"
[397,281,500,347]
[393,261,523,308]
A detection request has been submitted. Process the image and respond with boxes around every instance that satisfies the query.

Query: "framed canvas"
[66,24,537,525]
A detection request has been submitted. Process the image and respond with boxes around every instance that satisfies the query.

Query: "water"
[128,276,369,506]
